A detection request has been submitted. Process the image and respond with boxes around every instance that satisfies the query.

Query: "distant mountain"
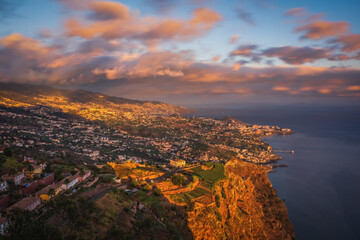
[0,82,193,124]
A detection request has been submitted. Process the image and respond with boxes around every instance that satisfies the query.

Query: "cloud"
[88,1,131,20]
[1,32,360,102]
[63,1,222,43]
[327,52,360,61]
[230,34,240,44]
[285,7,306,17]
[230,44,258,57]
[285,7,325,23]
[92,50,192,79]
[235,8,254,25]
[295,20,349,40]
[212,55,221,62]
[330,34,360,53]
[1,1,360,104]
[262,46,329,64]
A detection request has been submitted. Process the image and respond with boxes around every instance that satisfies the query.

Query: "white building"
[0,218,8,235]
[0,181,8,192]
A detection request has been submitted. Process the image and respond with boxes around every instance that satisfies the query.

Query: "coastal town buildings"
[170,159,186,168]
[6,196,41,213]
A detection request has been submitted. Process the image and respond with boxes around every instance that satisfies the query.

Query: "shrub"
[154,188,162,196]
[4,148,13,157]
[215,211,222,221]
[171,174,186,186]
[215,195,221,208]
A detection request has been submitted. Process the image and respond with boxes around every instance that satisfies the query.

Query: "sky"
[0,0,359,107]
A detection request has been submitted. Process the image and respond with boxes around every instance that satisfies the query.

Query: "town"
[0,104,293,238]
[0,105,292,166]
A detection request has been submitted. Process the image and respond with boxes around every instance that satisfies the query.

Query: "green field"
[171,186,210,203]
[186,187,210,199]
[190,163,226,186]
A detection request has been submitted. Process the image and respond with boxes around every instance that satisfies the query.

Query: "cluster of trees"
[171,174,186,186]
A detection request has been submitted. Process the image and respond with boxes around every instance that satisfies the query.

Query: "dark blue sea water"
[192,106,360,240]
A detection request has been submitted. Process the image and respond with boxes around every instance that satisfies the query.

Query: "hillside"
[0,82,192,124]
[188,159,295,239]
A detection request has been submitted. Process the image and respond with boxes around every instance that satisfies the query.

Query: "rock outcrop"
[187,159,295,240]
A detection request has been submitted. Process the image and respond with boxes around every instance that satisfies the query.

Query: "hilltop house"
[170,159,186,168]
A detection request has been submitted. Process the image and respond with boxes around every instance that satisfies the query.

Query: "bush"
[187,201,195,212]
[143,184,150,192]
[99,175,114,184]
[4,148,13,157]
[154,188,162,196]
[221,187,226,199]
[215,195,220,208]
[171,174,186,186]
[215,211,222,221]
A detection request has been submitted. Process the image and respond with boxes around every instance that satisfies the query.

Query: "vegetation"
[171,174,186,186]
[191,163,226,186]
[4,208,61,240]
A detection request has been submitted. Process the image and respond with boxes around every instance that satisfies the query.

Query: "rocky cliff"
[187,159,295,240]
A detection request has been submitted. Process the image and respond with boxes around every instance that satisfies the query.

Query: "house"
[6,196,41,213]
[38,174,54,186]
[63,174,79,190]
[36,184,57,203]
[0,218,8,235]
[21,181,40,196]
[170,159,186,168]
[2,172,25,185]
[54,180,65,195]
[0,195,10,210]
[13,172,25,185]
[78,170,91,182]
[23,164,43,178]
[0,181,8,192]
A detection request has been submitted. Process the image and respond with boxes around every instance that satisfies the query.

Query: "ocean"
[191,106,360,240]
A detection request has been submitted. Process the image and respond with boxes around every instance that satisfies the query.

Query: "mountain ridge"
[0,82,192,113]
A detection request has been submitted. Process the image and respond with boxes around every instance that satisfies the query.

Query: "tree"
[9,168,17,177]
[187,201,195,212]
[4,148,12,157]
[6,179,17,193]
[48,188,55,197]
[0,155,6,167]
[5,208,61,240]
[27,164,34,172]
[154,188,162,196]
[171,174,186,186]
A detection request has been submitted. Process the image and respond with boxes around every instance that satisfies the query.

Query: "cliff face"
[187,159,295,240]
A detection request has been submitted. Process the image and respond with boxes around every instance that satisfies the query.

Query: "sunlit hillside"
[0,82,192,126]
